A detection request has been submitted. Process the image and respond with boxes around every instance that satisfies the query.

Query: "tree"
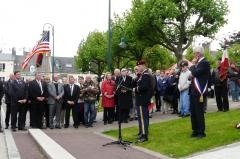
[75,31,107,78]
[127,0,228,61]
[144,45,176,70]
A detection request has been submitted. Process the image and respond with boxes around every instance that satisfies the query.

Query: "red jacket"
[101,80,116,108]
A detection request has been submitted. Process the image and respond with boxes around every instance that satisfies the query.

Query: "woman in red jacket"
[101,72,116,125]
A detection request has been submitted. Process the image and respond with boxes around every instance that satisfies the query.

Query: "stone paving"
[1,98,240,159]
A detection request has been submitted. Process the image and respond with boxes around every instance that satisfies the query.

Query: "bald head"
[114,69,120,77]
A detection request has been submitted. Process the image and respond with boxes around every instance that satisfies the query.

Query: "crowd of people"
[0,46,240,142]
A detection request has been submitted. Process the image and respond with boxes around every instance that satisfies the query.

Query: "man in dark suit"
[113,69,121,121]
[64,76,80,128]
[116,68,133,123]
[9,71,28,131]
[0,80,4,132]
[154,70,161,112]
[4,74,15,129]
[28,73,47,129]
[212,58,229,112]
[190,47,211,138]
[135,60,153,142]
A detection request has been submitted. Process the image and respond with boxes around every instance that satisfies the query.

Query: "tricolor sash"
[193,78,208,103]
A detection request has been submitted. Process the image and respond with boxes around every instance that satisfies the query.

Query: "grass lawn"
[104,109,240,158]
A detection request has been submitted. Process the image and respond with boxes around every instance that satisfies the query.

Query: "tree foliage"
[75,31,107,77]
[128,0,228,61]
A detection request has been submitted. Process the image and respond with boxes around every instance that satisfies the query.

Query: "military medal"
[193,78,208,103]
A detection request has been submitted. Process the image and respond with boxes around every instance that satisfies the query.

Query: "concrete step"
[1,107,21,159]
[28,129,76,159]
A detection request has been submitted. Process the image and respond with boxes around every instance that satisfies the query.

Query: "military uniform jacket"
[135,69,152,106]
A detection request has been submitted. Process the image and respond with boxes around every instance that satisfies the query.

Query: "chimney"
[12,47,16,56]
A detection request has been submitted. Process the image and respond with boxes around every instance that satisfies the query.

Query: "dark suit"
[135,69,152,137]
[154,75,161,111]
[190,58,210,136]
[4,80,12,127]
[116,75,133,123]
[212,68,229,111]
[64,84,80,127]
[9,80,28,129]
[0,81,4,130]
[28,80,47,128]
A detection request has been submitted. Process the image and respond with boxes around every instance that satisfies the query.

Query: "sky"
[0,0,239,57]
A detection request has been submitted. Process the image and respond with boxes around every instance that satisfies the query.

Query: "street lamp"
[107,0,127,71]
[43,23,54,79]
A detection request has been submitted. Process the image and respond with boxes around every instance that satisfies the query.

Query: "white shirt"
[37,80,43,95]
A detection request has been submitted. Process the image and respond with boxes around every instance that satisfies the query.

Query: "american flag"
[22,31,50,69]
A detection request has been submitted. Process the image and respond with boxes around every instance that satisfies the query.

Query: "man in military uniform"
[135,60,153,142]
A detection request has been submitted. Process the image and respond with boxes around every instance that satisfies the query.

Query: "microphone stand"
[102,78,132,150]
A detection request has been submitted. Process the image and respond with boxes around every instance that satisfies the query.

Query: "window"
[0,63,5,72]
[65,64,72,68]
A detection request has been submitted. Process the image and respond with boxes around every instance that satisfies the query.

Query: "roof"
[0,53,15,61]
[14,54,78,74]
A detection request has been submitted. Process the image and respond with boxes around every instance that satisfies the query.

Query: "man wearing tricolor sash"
[189,47,211,139]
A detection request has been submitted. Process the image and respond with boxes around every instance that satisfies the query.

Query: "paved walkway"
[1,98,240,159]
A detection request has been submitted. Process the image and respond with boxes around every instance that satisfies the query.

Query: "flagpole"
[43,23,54,79]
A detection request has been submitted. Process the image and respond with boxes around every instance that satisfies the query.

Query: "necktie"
[38,81,43,95]
[70,84,73,96]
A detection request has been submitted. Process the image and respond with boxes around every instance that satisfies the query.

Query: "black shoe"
[137,135,148,143]
[55,126,61,129]
[50,126,54,129]
[18,127,27,131]
[73,125,78,129]
[196,134,206,139]
[11,128,16,132]
[124,120,128,123]
[183,114,190,117]
[5,126,9,129]
[0,129,3,133]
[64,125,69,128]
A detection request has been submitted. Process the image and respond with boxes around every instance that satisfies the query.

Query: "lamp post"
[107,0,112,71]
[43,23,54,79]
[107,0,127,71]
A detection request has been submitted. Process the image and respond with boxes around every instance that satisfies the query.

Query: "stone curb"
[1,108,21,159]
[28,129,76,159]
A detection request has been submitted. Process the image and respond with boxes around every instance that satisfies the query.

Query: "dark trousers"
[155,91,161,110]
[32,101,45,128]
[136,105,149,136]
[65,104,78,126]
[190,96,205,135]
[5,103,11,127]
[119,108,130,123]
[171,95,178,112]
[44,102,49,127]
[76,103,84,124]
[11,103,27,129]
[215,85,229,111]
[103,107,114,122]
